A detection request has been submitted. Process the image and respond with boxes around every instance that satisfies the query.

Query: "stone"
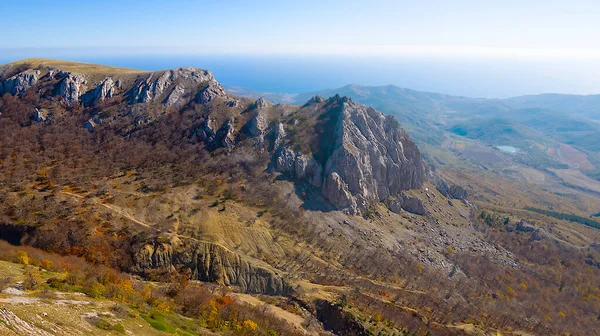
[163,84,186,107]
[251,97,269,109]
[193,117,217,143]
[196,82,226,104]
[0,69,41,95]
[130,67,217,104]
[216,119,236,149]
[436,181,468,200]
[131,236,289,295]
[386,193,427,216]
[245,110,269,137]
[33,108,48,122]
[57,72,87,103]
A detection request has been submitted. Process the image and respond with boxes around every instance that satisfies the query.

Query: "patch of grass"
[141,313,177,333]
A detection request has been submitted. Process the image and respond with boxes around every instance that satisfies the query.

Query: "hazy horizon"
[3,0,600,98]
[2,51,599,98]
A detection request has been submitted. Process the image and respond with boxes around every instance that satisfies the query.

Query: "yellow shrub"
[17,251,29,265]
[243,319,258,331]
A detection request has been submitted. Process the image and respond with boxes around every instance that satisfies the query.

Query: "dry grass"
[549,168,600,193]
[5,58,147,75]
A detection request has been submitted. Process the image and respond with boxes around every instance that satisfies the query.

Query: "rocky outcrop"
[0,69,41,95]
[196,82,227,104]
[274,148,323,187]
[251,97,269,109]
[163,84,186,107]
[245,110,269,138]
[83,77,116,105]
[436,181,468,200]
[274,96,426,215]
[57,72,87,103]
[130,68,217,105]
[193,117,217,143]
[386,193,427,215]
[515,220,535,233]
[131,236,289,295]
[269,122,287,151]
[33,108,48,122]
[83,117,102,132]
[215,119,236,149]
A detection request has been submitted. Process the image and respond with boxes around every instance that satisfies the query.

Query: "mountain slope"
[2,59,600,335]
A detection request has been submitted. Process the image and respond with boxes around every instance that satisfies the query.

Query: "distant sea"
[1,53,599,98]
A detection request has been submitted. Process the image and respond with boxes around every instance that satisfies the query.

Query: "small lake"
[496,145,517,153]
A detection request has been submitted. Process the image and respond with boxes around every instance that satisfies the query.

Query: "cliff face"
[272,96,426,215]
[131,236,289,295]
[0,61,228,110]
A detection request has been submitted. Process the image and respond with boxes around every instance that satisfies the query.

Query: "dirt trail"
[61,190,151,229]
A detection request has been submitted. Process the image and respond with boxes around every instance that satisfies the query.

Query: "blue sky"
[1,0,600,97]
[2,0,600,58]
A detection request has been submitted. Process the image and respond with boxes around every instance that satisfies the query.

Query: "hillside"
[1,59,600,335]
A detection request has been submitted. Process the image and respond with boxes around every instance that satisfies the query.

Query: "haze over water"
[2,52,599,98]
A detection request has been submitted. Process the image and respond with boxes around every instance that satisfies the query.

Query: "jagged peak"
[250,97,269,109]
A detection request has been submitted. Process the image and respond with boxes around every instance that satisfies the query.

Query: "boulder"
[386,193,427,216]
[436,181,468,200]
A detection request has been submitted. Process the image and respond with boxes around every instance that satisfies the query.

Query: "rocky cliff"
[0,60,228,110]
[131,235,289,295]
[271,95,426,215]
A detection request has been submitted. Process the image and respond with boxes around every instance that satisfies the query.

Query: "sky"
[1,0,600,97]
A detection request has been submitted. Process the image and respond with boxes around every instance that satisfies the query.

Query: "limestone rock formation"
[57,72,88,103]
[84,77,116,105]
[436,181,468,200]
[131,236,289,295]
[0,69,41,95]
[130,68,218,105]
[196,82,227,104]
[216,119,236,149]
[386,193,427,216]
[251,97,269,109]
[274,96,426,215]
[193,117,217,144]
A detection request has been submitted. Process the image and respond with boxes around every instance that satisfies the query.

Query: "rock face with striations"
[129,67,223,105]
[131,236,289,295]
[0,69,41,95]
[57,72,88,103]
[274,96,426,215]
